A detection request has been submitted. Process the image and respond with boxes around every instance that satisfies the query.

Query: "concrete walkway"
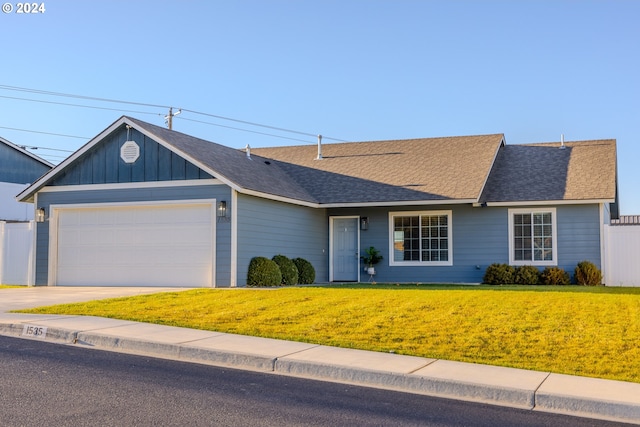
[0,287,639,425]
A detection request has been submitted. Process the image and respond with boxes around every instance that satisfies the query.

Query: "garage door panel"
[55,203,214,287]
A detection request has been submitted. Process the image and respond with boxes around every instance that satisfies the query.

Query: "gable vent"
[120,140,140,163]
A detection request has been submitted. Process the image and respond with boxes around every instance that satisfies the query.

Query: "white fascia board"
[319,198,478,209]
[236,190,478,210]
[17,116,241,202]
[0,136,55,168]
[38,179,222,194]
[474,198,615,207]
[131,122,247,195]
[237,188,320,208]
[17,116,130,202]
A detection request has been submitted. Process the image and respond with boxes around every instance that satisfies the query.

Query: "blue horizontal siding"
[329,203,602,283]
[35,184,231,286]
[236,194,328,286]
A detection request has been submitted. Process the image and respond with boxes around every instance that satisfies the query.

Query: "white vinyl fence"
[604,223,640,287]
[0,221,34,285]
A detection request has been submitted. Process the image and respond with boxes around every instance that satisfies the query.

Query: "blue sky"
[2,1,639,212]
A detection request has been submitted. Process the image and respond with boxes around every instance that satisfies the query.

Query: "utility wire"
[180,108,346,142]
[0,125,89,140]
[176,116,314,144]
[0,95,162,117]
[18,145,74,153]
[0,84,170,109]
[0,84,347,142]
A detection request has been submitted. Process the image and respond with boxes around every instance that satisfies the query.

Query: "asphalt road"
[0,336,627,427]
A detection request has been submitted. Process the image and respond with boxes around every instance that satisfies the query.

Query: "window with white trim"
[508,208,557,266]
[389,211,452,266]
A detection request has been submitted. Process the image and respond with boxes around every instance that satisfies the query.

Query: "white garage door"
[54,202,214,287]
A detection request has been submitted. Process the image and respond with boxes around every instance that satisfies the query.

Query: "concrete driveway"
[0,286,189,312]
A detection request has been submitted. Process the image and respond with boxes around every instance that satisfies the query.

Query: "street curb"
[274,358,537,410]
[2,321,640,425]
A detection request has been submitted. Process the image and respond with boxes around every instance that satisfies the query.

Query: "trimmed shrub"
[293,257,316,285]
[272,255,298,286]
[574,261,602,286]
[247,257,282,287]
[514,265,541,285]
[483,263,515,285]
[540,266,571,286]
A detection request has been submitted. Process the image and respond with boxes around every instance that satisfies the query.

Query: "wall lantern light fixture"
[36,207,46,223]
[218,201,227,218]
[360,216,369,230]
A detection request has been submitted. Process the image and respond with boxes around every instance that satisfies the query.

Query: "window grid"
[393,214,449,263]
[513,212,553,262]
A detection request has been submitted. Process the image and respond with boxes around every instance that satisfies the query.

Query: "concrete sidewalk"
[0,287,639,425]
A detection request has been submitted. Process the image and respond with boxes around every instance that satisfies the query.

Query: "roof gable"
[48,123,212,186]
[480,139,617,203]
[0,136,52,184]
[252,134,505,204]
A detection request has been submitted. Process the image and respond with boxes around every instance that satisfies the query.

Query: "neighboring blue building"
[18,116,618,287]
[0,136,52,221]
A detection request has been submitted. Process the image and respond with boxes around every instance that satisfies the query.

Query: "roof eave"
[475,198,616,207]
[17,116,131,202]
[0,136,55,168]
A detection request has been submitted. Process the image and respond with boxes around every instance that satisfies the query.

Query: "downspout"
[230,188,238,287]
[600,202,608,285]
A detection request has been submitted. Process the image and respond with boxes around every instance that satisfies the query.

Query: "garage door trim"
[48,199,217,287]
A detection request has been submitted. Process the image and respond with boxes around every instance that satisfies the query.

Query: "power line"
[176,116,314,144]
[18,145,74,153]
[0,125,89,140]
[0,95,162,117]
[0,84,170,109]
[180,108,346,142]
[0,84,347,142]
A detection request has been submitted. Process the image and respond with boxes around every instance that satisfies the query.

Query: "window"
[508,208,557,266]
[389,211,452,266]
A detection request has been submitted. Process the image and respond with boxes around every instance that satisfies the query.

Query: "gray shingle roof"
[132,118,505,205]
[480,140,617,203]
[127,117,318,203]
[18,116,617,208]
[252,135,505,204]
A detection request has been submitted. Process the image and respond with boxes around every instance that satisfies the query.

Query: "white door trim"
[329,216,360,282]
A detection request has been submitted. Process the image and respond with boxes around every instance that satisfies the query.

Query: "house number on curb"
[21,324,47,339]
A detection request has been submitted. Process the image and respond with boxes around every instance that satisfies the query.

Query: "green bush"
[272,255,298,286]
[247,257,282,287]
[540,267,571,286]
[574,261,602,286]
[483,263,515,285]
[293,257,316,284]
[514,265,541,285]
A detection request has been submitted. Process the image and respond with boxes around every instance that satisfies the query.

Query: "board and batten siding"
[50,126,212,186]
[235,193,328,286]
[34,183,232,286]
[329,203,602,284]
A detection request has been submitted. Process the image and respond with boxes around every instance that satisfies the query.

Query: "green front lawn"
[15,284,640,383]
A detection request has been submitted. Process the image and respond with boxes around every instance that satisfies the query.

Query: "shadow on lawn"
[311,283,640,295]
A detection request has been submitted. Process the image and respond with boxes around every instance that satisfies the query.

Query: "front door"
[332,217,359,281]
